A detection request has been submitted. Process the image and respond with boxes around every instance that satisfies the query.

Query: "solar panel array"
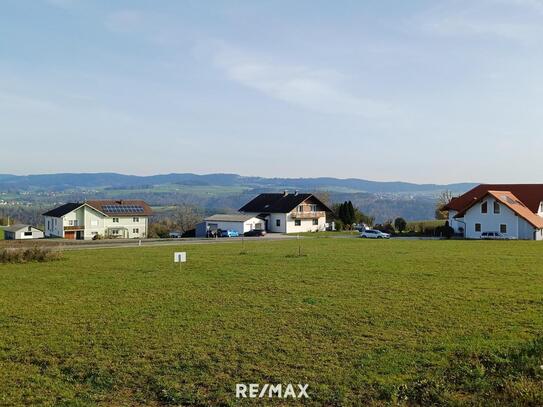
[102,205,145,214]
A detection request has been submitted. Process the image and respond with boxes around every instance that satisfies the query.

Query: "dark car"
[244,229,267,237]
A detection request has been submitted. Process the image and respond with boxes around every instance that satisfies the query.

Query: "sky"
[1,0,543,183]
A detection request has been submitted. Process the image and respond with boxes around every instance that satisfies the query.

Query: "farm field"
[1,239,542,405]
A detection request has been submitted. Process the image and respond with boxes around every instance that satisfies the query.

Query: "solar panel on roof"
[102,204,144,213]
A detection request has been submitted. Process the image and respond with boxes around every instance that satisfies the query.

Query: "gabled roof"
[205,214,258,222]
[43,202,84,217]
[239,192,332,213]
[42,200,152,217]
[86,200,153,216]
[444,184,543,213]
[455,190,543,228]
[3,224,42,233]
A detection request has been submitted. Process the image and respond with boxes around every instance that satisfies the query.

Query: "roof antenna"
[294,190,299,196]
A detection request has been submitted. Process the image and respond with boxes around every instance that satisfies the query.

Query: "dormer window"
[481,201,488,214]
[493,202,500,214]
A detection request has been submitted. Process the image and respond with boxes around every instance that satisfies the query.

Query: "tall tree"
[172,203,204,233]
[394,217,407,233]
[435,190,455,220]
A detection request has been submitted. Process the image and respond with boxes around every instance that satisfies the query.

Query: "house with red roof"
[443,185,543,240]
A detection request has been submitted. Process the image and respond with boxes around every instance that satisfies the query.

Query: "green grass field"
[0,227,4,240]
[1,239,542,405]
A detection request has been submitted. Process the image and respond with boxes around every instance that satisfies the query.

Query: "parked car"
[480,231,514,240]
[360,229,391,239]
[244,229,267,237]
[220,229,239,237]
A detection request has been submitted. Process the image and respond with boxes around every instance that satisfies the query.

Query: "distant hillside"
[0,172,478,222]
[0,172,476,194]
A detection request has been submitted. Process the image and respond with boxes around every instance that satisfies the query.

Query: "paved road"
[2,234,296,251]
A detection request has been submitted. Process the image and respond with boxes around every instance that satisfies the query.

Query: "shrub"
[0,247,63,264]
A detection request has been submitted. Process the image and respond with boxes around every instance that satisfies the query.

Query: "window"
[133,228,139,233]
[500,224,507,233]
[475,223,481,232]
[111,229,119,235]
[310,204,318,212]
[24,231,32,236]
[113,218,119,223]
[276,219,280,227]
[47,220,50,230]
[481,201,488,214]
[494,202,500,214]
[297,205,304,212]
[68,220,73,226]
[133,217,139,222]
[540,202,543,212]
[312,219,318,225]
[294,219,301,226]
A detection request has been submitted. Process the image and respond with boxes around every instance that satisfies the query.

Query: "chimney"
[283,190,288,196]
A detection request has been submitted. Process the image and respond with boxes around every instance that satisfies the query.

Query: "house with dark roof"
[238,191,332,233]
[43,200,152,240]
[443,184,543,240]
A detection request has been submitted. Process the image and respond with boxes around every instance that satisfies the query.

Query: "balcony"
[64,225,84,231]
[290,211,326,219]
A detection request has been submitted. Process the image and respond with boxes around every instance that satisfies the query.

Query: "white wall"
[44,215,64,238]
[463,196,534,239]
[448,210,464,234]
[285,213,326,233]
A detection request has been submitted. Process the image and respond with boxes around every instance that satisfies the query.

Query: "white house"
[443,185,543,240]
[238,191,332,233]
[201,214,266,236]
[43,200,152,240]
[3,224,44,240]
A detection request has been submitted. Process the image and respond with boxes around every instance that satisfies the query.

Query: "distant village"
[3,184,543,241]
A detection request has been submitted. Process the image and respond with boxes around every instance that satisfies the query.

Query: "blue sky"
[1,0,542,183]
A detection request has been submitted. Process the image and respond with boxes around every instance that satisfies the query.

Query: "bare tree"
[173,203,204,233]
[435,190,455,220]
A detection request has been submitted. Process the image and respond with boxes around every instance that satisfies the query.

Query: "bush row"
[0,247,63,264]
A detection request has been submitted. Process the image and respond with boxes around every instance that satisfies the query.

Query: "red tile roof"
[444,184,543,213]
[454,190,543,228]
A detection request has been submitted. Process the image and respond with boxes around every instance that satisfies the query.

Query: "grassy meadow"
[1,239,543,405]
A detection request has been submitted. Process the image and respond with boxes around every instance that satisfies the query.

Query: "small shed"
[4,224,44,240]
[202,214,265,236]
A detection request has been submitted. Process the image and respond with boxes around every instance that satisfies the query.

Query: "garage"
[198,214,266,237]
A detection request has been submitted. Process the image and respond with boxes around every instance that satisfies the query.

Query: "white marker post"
[174,251,187,271]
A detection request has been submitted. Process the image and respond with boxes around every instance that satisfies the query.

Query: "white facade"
[205,215,265,235]
[44,204,149,240]
[244,210,326,233]
[4,225,44,240]
[456,196,543,240]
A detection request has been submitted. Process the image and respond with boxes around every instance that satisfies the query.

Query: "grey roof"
[43,202,84,217]
[3,224,42,233]
[205,214,258,222]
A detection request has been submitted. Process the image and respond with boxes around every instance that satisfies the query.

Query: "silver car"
[360,229,391,239]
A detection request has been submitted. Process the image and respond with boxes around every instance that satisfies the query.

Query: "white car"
[360,229,391,239]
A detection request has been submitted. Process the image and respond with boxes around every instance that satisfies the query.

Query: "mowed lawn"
[1,239,543,406]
